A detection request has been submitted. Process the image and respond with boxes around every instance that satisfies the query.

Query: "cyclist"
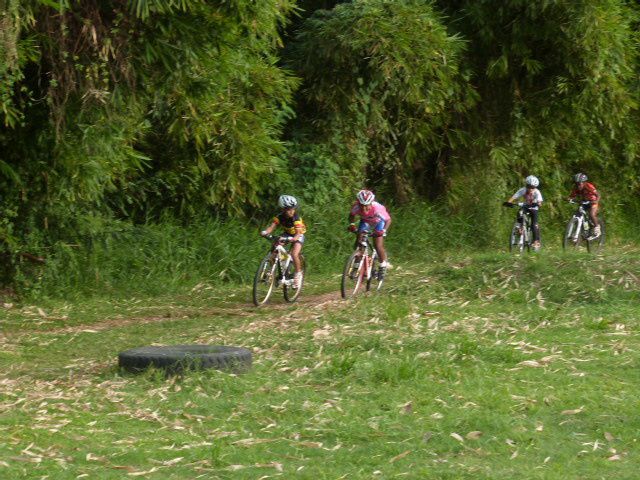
[568,173,601,240]
[347,189,392,272]
[503,175,543,250]
[260,195,306,288]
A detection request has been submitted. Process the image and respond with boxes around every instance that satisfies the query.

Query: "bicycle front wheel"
[509,225,524,253]
[284,255,305,303]
[341,252,365,299]
[253,254,277,306]
[563,218,581,250]
[366,255,384,292]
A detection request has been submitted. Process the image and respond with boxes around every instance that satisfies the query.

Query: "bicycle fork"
[572,216,583,242]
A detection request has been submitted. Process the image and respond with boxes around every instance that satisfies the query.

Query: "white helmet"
[525,175,539,187]
[278,195,298,209]
[356,189,375,205]
[574,173,588,183]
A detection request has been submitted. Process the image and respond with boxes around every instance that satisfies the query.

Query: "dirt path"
[1,289,347,342]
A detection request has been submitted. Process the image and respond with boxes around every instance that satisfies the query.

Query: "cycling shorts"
[281,234,305,244]
[358,219,386,234]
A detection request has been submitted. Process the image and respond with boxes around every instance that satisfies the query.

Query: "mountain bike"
[504,202,536,253]
[252,235,305,306]
[341,231,384,299]
[563,200,605,252]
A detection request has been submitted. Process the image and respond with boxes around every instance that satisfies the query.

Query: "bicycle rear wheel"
[341,252,365,299]
[366,255,384,292]
[563,218,581,250]
[253,254,277,306]
[284,255,305,303]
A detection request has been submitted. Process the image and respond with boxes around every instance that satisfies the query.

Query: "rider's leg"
[291,241,302,273]
[590,204,600,228]
[372,220,388,264]
[373,235,387,263]
[530,208,540,244]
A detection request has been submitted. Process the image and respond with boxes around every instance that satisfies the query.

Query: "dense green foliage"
[1,0,639,292]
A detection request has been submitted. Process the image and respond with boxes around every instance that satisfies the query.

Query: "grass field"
[1,247,639,479]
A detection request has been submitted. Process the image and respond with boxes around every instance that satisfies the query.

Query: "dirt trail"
[2,289,347,340]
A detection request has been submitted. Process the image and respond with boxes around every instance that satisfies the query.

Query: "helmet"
[356,189,375,205]
[278,195,298,209]
[574,173,588,183]
[525,175,539,187]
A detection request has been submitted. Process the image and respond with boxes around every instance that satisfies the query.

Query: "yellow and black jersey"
[273,212,307,235]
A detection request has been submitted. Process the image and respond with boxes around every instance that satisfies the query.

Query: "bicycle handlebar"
[262,234,291,244]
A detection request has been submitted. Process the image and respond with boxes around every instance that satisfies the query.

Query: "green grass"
[1,249,639,478]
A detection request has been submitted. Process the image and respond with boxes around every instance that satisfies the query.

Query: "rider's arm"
[261,221,278,236]
[568,187,578,200]
[347,212,357,231]
[508,187,525,204]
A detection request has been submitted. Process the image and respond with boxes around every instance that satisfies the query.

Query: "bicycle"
[563,200,605,252]
[503,202,537,253]
[252,235,305,306]
[340,231,384,299]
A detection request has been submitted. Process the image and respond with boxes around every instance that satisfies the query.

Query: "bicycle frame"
[569,202,592,242]
[269,238,295,288]
[515,206,532,246]
[508,202,534,251]
[356,232,377,283]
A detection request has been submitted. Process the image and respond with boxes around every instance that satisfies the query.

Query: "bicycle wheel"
[509,225,524,253]
[563,218,581,250]
[252,254,277,306]
[284,254,305,303]
[341,252,365,299]
[366,254,384,292]
[524,222,532,252]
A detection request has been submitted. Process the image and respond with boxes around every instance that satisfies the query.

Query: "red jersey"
[570,182,599,202]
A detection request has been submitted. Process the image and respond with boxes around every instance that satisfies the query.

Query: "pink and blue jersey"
[350,201,391,231]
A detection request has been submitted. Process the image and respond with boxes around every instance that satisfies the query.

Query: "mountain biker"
[568,173,601,240]
[503,175,543,250]
[348,190,392,272]
[260,195,306,288]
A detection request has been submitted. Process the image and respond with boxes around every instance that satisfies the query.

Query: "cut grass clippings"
[0,250,638,478]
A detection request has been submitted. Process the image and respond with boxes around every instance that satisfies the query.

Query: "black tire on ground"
[119,345,252,373]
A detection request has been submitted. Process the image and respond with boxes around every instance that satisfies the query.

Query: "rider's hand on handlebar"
[347,223,358,233]
[502,201,514,207]
[568,199,576,204]
[260,230,268,237]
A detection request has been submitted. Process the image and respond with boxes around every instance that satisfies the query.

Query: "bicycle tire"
[341,251,365,299]
[509,224,524,253]
[366,254,384,292]
[284,254,305,303]
[252,254,277,307]
[563,217,580,251]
